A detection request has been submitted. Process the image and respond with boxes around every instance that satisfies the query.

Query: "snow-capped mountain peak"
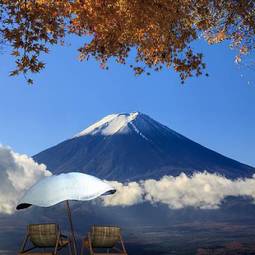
[75,112,143,137]
[34,112,255,180]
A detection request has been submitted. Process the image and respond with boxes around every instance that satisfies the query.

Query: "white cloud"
[1,145,255,213]
[103,172,255,209]
[102,181,144,206]
[0,145,52,214]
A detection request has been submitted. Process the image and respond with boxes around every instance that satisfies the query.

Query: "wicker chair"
[19,223,72,255]
[81,226,127,255]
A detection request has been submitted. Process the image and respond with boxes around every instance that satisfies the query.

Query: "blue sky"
[0,38,254,166]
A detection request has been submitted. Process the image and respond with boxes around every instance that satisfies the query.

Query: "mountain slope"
[33,112,255,180]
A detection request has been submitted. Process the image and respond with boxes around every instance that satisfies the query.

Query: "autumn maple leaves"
[0,0,254,83]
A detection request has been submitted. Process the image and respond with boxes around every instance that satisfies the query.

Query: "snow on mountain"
[74,112,182,142]
[75,112,148,140]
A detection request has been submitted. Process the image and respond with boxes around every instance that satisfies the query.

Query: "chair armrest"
[59,233,71,247]
[20,235,37,254]
[20,246,37,254]
[20,234,29,253]
[119,233,127,254]
[88,233,93,254]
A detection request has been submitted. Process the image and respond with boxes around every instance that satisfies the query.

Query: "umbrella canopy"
[17,172,116,209]
[16,172,116,255]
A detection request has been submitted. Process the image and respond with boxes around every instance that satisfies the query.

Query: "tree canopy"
[0,0,254,83]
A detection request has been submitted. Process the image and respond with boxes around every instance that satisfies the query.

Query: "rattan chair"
[81,226,127,255]
[19,223,72,255]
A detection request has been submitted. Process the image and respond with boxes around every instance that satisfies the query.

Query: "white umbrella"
[16,172,116,255]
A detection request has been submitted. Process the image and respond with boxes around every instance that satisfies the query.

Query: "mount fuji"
[1,112,255,255]
[33,112,254,180]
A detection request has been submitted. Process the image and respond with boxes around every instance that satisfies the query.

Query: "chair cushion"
[91,226,120,248]
[28,224,58,247]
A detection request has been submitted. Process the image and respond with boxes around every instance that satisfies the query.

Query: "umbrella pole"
[65,200,77,255]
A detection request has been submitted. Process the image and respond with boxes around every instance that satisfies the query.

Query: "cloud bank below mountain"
[1,144,255,214]
[0,146,52,214]
[103,172,255,209]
